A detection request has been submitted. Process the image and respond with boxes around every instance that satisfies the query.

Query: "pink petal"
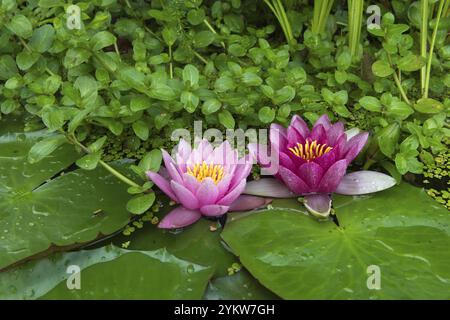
[344,132,369,164]
[170,180,199,209]
[217,173,233,198]
[287,125,304,145]
[270,123,288,151]
[213,140,236,166]
[217,179,246,206]
[229,160,252,190]
[146,171,178,202]
[181,172,201,194]
[278,166,310,195]
[162,149,183,183]
[298,162,324,190]
[317,159,348,193]
[196,178,219,206]
[279,151,296,172]
[271,123,287,138]
[229,195,272,211]
[248,143,272,167]
[309,124,327,144]
[175,139,192,163]
[290,115,310,138]
[314,114,332,130]
[244,178,296,198]
[196,138,213,157]
[304,194,332,218]
[158,206,202,229]
[200,204,230,217]
[335,170,396,195]
[326,122,345,145]
[313,148,337,171]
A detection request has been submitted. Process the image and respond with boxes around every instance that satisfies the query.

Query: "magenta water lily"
[247,114,396,217]
[147,139,268,228]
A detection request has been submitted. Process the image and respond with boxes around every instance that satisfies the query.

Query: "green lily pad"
[204,270,280,300]
[0,245,213,299]
[110,214,236,277]
[0,130,133,270]
[221,183,450,299]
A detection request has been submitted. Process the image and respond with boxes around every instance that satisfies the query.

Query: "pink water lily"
[147,139,269,229]
[247,114,396,217]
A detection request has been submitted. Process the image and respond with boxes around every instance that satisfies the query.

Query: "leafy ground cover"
[0,0,449,300]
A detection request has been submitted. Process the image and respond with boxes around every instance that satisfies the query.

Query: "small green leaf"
[149,84,176,101]
[162,27,177,46]
[359,96,382,112]
[395,153,423,175]
[1,99,19,114]
[126,193,156,215]
[377,123,400,158]
[258,107,276,123]
[397,54,425,72]
[273,86,295,105]
[130,95,151,112]
[372,60,394,77]
[139,149,162,173]
[182,64,199,87]
[41,107,65,131]
[28,135,67,164]
[241,72,263,86]
[181,91,199,113]
[193,31,215,48]
[132,120,149,141]
[187,8,206,25]
[16,51,40,70]
[29,25,55,53]
[336,51,351,70]
[90,31,116,51]
[88,136,107,153]
[6,14,33,38]
[413,98,444,114]
[386,100,414,119]
[218,110,235,129]
[202,99,221,115]
[215,76,235,92]
[76,152,102,170]
[0,55,19,80]
[63,48,91,69]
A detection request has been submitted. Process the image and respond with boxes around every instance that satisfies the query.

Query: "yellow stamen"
[288,140,333,161]
[187,161,225,184]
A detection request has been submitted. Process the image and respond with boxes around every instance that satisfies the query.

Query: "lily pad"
[110,215,236,277]
[0,130,133,270]
[0,245,213,299]
[221,183,450,299]
[204,270,279,300]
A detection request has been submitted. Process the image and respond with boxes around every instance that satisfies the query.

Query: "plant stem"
[393,71,411,105]
[114,41,122,61]
[387,54,411,105]
[192,50,208,64]
[19,37,55,76]
[312,0,334,35]
[66,133,140,189]
[203,19,226,48]
[264,0,293,42]
[424,0,445,98]
[348,0,364,60]
[168,45,173,79]
[98,159,141,188]
[420,0,429,94]
[443,0,450,17]
[275,0,293,41]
